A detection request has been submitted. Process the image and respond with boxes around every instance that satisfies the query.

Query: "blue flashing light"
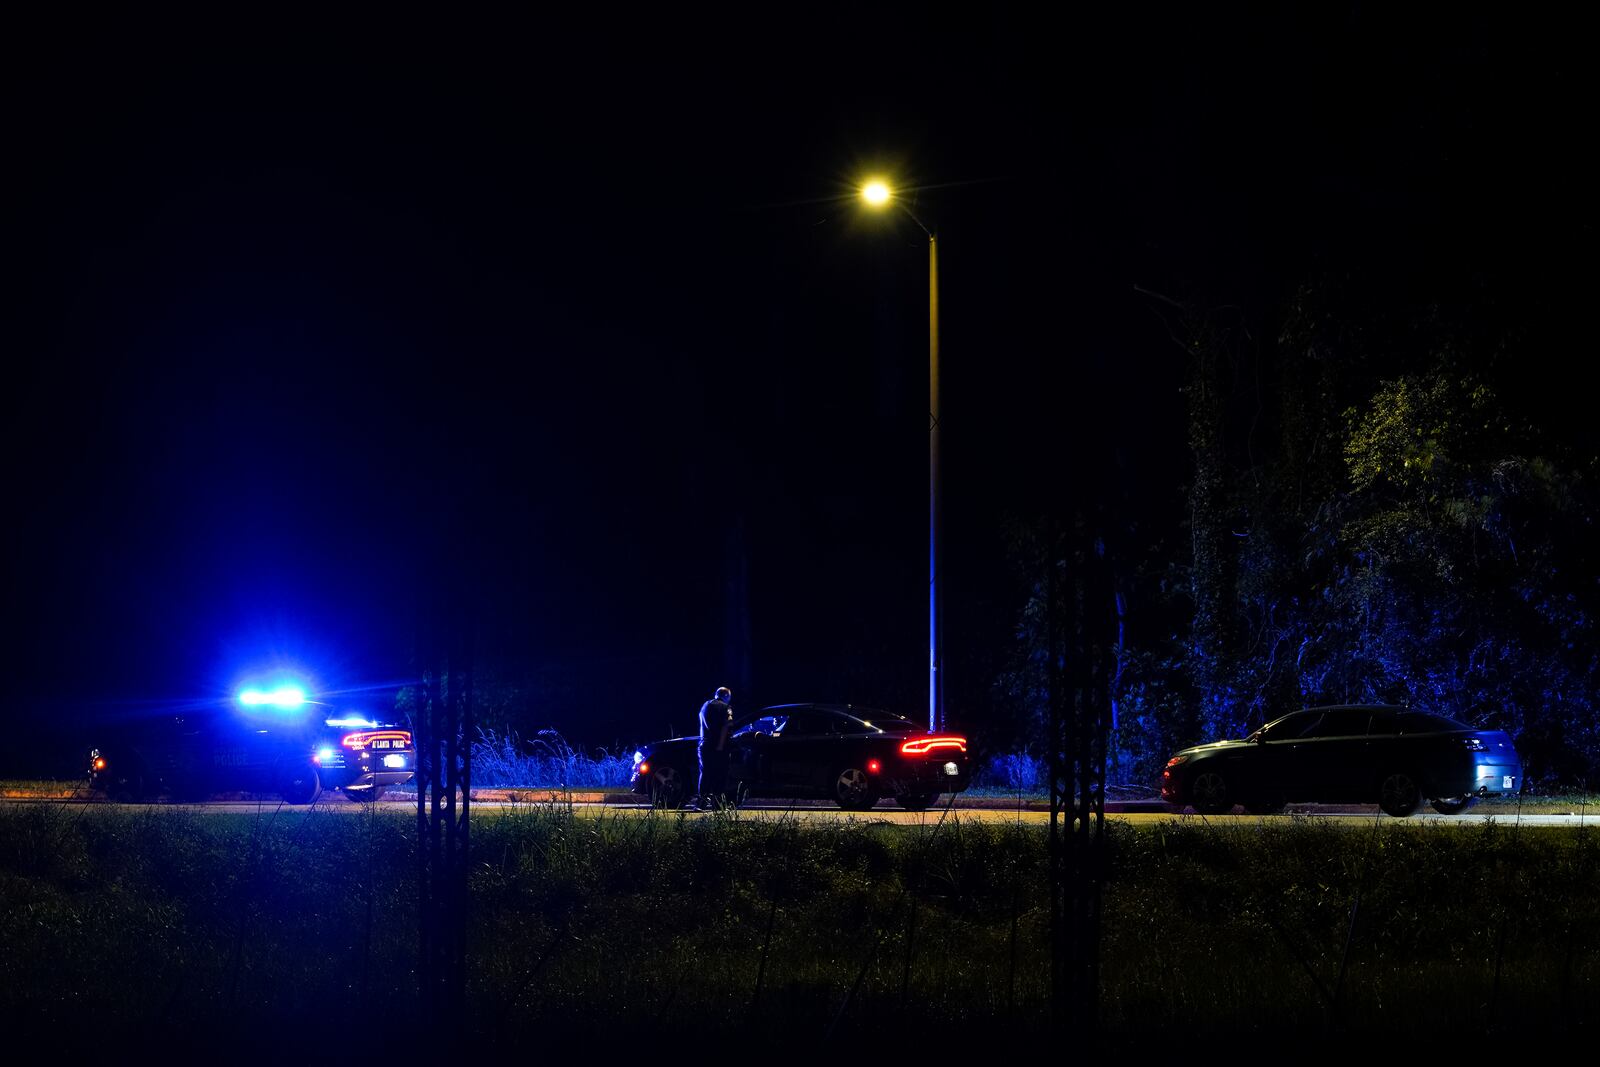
[325,717,379,728]
[316,746,336,763]
[238,685,308,709]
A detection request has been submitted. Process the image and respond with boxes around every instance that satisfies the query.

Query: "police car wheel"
[281,770,321,806]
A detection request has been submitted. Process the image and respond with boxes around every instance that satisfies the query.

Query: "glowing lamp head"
[861,179,892,207]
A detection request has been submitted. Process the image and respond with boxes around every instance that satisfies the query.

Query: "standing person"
[695,686,733,809]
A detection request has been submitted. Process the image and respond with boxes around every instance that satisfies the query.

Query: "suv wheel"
[1190,770,1233,815]
[1242,795,1287,816]
[1429,794,1477,815]
[1378,771,1422,817]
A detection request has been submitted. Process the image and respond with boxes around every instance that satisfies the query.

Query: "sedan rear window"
[856,717,916,733]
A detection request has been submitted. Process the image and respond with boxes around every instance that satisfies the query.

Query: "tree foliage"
[1005,281,1599,788]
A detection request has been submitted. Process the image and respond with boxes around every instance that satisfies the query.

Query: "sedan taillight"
[901,735,967,756]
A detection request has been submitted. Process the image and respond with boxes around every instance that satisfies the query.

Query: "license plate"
[1503,775,1514,790]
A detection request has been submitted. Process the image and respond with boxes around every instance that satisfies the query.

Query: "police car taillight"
[342,730,411,750]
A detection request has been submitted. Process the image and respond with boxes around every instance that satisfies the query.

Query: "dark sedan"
[630,703,970,810]
[1160,704,1522,816]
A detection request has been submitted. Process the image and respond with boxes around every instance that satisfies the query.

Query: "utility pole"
[927,229,943,732]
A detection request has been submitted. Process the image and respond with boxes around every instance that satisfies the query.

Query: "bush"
[468,728,634,789]
[973,751,1045,792]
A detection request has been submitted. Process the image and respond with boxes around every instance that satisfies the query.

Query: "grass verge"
[0,804,1594,1052]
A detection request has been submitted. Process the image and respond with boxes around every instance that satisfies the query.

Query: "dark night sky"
[5,7,1593,761]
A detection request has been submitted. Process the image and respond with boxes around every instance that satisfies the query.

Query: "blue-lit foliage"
[469,728,634,789]
[1003,284,1600,789]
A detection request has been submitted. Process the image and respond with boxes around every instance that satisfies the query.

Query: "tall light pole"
[861,179,942,732]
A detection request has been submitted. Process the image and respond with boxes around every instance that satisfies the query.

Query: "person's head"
[715,686,732,704]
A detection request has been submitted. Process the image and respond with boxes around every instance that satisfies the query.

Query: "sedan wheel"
[834,767,878,811]
[1378,771,1422,817]
[1429,794,1478,815]
[650,766,684,809]
[1190,770,1233,815]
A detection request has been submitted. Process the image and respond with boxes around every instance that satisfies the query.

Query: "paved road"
[2,797,1589,828]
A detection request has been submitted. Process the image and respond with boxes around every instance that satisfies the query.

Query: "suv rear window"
[1398,711,1468,733]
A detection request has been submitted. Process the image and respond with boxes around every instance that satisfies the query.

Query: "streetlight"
[860,179,942,733]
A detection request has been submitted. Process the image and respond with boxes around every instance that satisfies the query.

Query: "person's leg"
[711,750,730,806]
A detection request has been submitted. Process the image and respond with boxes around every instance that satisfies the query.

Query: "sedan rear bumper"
[884,760,969,796]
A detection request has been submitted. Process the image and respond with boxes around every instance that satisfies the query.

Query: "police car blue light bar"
[238,686,307,708]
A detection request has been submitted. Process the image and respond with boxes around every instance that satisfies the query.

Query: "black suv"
[1160,704,1521,816]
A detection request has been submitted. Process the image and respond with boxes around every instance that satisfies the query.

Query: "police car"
[88,684,414,804]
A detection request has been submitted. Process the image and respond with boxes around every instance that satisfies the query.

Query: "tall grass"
[1,805,1593,1052]
[463,728,635,789]
[969,751,1159,798]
